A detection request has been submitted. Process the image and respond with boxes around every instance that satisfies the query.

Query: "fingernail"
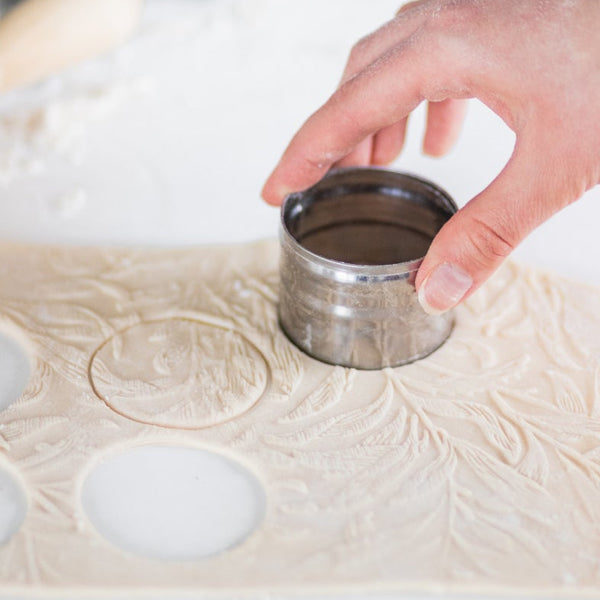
[417,263,473,315]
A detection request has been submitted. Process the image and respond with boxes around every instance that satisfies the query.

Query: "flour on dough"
[0,239,599,596]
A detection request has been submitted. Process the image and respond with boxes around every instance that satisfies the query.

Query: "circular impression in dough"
[81,445,265,560]
[0,331,31,413]
[89,318,268,428]
[0,465,27,547]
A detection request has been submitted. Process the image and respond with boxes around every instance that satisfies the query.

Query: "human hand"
[262,0,600,314]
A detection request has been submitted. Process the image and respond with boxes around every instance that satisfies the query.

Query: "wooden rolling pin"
[0,0,144,93]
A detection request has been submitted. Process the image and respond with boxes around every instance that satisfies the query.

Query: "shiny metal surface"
[278,167,457,369]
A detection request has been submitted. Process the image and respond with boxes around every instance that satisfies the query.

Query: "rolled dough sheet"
[0,239,600,597]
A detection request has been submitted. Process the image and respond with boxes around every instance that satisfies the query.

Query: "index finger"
[262,33,467,206]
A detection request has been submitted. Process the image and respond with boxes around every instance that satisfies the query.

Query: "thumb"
[416,144,574,314]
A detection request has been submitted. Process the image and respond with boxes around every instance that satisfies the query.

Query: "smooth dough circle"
[89,318,268,428]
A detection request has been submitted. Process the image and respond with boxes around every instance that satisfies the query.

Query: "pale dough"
[0,239,600,596]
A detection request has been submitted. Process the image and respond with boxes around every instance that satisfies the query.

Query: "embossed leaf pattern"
[279,367,356,422]
[259,262,600,586]
[0,243,599,592]
[264,379,392,447]
[90,319,268,428]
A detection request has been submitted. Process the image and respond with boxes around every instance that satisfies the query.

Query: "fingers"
[340,1,428,85]
[415,141,572,314]
[334,137,373,168]
[334,118,408,169]
[331,2,426,171]
[423,99,469,157]
[336,97,462,170]
[262,37,465,205]
[372,119,409,165]
[262,3,435,205]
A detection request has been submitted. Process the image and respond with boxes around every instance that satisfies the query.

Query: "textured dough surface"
[0,239,600,596]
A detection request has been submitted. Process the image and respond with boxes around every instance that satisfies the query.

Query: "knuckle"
[298,137,346,175]
[419,2,479,56]
[298,147,331,174]
[330,85,363,127]
[347,35,373,70]
[433,1,478,29]
[351,34,373,57]
[396,1,424,17]
[463,214,517,266]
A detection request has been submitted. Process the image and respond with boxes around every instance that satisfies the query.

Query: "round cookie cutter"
[278,167,457,370]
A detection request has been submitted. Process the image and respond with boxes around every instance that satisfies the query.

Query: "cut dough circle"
[89,318,268,429]
[0,331,31,413]
[80,445,266,561]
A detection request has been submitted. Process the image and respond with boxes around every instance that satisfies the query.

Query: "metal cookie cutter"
[278,167,458,370]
